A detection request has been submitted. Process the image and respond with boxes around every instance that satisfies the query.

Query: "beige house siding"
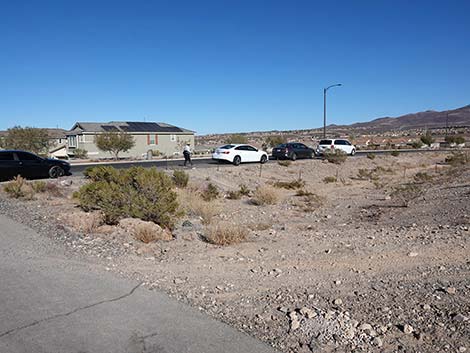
[68,131,195,159]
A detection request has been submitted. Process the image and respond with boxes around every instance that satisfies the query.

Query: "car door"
[234,145,248,163]
[15,151,46,178]
[297,143,309,158]
[0,151,21,180]
[334,140,346,153]
[245,145,260,162]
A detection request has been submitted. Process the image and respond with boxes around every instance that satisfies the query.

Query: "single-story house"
[66,121,195,159]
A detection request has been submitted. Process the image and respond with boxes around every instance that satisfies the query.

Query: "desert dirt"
[1,151,469,353]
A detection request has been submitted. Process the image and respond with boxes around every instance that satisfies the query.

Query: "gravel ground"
[0,152,469,353]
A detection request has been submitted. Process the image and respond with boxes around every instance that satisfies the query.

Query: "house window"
[147,134,158,145]
[170,134,176,142]
[68,135,77,147]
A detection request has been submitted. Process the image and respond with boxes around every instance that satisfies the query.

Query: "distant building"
[66,121,195,159]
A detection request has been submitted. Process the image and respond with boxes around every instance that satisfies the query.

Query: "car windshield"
[276,144,288,148]
[219,145,236,149]
[319,140,332,145]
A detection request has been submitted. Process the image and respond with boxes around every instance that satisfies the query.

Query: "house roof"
[70,121,194,134]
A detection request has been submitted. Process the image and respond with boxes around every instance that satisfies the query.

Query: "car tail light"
[222,151,230,154]
[331,144,334,149]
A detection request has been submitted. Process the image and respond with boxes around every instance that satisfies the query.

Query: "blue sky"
[1,0,469,135]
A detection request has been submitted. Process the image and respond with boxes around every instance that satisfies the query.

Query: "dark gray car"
[272,142,314,161]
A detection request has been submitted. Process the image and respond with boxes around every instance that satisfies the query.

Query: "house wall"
[68,132,195,159]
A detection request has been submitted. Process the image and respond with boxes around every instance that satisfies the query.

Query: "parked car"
[0,150,71,181]
[212,144,268,166]
[272,142,314,161]
[316,139,356,156]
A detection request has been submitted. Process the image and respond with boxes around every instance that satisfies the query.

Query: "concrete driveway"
[0,215,278,353]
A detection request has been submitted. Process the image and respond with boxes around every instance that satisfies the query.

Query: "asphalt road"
[0,214,278,353]
[70,149,457,176]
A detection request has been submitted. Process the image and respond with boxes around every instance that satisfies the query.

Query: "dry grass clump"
[62,211,104,233]
[226,190,241,200]
[203,221,248,246]
[251,185,280,206]
[247,222,271,231]
[278,160,291,167]
[31,181,47,193]
[172,170,189,188]
[133,222,172,243]
[324,150,347,164]
[391,150,400,157]
[178,188,220,224]
[366,153,376,160]
[3,176,34,199]
[414,172,433,183]
[238,184,251,196]
[323,176,337,183]
[273,179,305,189]
[201,183,220,201]
[445,151,469,167]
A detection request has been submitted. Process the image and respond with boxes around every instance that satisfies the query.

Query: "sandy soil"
[1,151,469,353]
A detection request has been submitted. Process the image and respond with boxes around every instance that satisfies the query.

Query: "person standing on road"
[183,143,193,167]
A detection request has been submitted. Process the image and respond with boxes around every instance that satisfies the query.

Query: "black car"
[272,142,314,161]
[0,150,71,181]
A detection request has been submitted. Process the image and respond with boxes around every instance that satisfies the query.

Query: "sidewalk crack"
[0,282,142,339]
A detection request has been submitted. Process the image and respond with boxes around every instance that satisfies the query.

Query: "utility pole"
[323,83,342,138]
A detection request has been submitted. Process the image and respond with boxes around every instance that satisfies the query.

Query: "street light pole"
[323,83,342,138]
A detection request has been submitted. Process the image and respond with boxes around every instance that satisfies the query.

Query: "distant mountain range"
[331,104,470,133]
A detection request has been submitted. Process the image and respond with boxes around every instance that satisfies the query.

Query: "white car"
[316,139,356,156]
[212,144,269,166]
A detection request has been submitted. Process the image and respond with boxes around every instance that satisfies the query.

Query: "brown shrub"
[323,176,337,183]
[201,183,219,201]
[251,185,279,205]
[178,188,220,224]
[278,160,291,167]
[62,211,104,233]
[203,222,248,245]
[273,179,305,189]
[133,222,172,243]
[226,190,241,200]
[3,176,34,199]
[324,150,347,164]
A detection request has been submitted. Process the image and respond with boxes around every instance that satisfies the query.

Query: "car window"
[344,140,352,145]
[319,140,332,145]
[16,152,41,161]
[245,146,257,152]
[277,144,287,148]
[334,140,345,145]
[298,144,307,149]
[219,144,235,149]
[0,152,15,160]
[235,146,247,151]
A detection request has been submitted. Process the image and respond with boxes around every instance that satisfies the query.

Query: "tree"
[445,135,465,145]
[420,132,434,146]
[225,134,248,144]
[264,135,287,148]
[0,126,50,155]
[95,131,135,160]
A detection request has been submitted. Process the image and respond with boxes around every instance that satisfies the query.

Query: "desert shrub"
[274,179,305,189]
[411,141,423,149]
[366,153,376,160]
[391,150,400,157]
[278,160,291,167]
[225,134,248,144]
[203,222,248,246]
[445,151,469,166]
[31,180,47,193]
[391,183,423,207]
[414,172,433,183]
[247,223,271,231]
[265,135,287,148]
[239,184,251,196]
[178,188,220,224]
[201,183,219,201]
[73,148,88,159]
[75,166,179,228]
[251,185,279,205]
[323,176,337,183]
[83,166,120,182]
[295,189,314,196]
[420,132,434,146]
[226,190,241,200]
[324,150,347,164]
[357,169,375,180]
[3,176,30,198]
[133,222,172,243]
[173,170,189,188]
[445,135,465,145]
[151,149,162,157]
[44,182,63,197]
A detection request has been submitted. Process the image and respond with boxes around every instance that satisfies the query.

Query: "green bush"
[324,149,347,164]
[73,148,88,159]
[411,141,423,149]
[420,132,434,146]
[226,190,241,200]
[391,150,400,157]
[445,151,469,166]
[201,183,219,201]
[173,170,189,188]
[277,160,291,167]
[366,153,376,160]
[445,135,466,145]
[75,166,179,228]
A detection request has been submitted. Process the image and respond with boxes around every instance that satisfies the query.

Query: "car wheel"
[350,148,356,156]
[49,166,64,178]
[260,155,268,164]
[233,155,241,166]
[308,152,314,159]
[291,153,297,161]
